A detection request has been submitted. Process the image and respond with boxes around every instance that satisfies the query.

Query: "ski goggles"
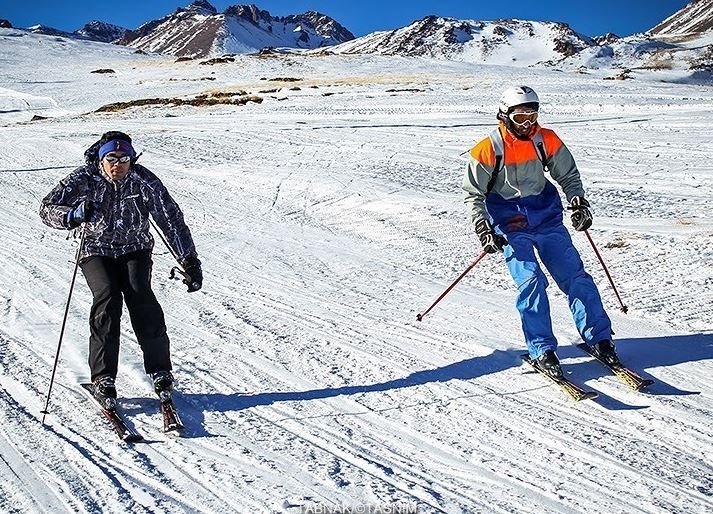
[103,154,132,164]
[508,110,538,126]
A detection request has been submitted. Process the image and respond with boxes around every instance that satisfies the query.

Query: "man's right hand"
[475,219,507,254]
[66,200,97,229]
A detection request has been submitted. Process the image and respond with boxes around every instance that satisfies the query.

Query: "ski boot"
[151,371,174,402]
[535,350,563,379]
[93,376,117,410]
[591,340,621,367]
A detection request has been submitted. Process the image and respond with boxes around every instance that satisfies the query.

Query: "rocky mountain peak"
[76,20,128,43]
[593,32,621,45]
[224,4,272,25]
[181,0,218,15]
[280,10,355,42]
[118,2,354,57]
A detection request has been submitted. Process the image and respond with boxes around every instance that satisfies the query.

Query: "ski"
[521,355,598,401]
[577,343,654,391]
[158,391,184,433]
[80,384,144,442]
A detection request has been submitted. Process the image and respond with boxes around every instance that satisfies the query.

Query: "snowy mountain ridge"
[118,1,355,57]
[649,0,713,39]
[314,16,595,67]
[315,1,712,77]
[11,0,712,78]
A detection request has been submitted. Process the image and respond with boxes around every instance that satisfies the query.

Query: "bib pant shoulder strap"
[487,128,505,195]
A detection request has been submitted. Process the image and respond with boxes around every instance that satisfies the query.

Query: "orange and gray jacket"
[462,123,585,234]
[40,163,197,262]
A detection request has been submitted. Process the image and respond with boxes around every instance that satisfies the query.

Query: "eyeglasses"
[104,154,131,164]
[509,111,538,126]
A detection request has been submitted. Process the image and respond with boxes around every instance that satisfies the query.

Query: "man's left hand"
[568,196,593,231]
[180,256,202,292]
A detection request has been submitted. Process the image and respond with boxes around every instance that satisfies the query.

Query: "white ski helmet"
[498,86,539,114]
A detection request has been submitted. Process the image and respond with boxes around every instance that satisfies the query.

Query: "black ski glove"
[475,219,507,254]
[568,196,593,231]
[180,256,202,292]
[66,200,97,229]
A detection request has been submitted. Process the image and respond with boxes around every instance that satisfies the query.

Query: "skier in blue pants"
[462,85,620,378]
[505,225,612,360]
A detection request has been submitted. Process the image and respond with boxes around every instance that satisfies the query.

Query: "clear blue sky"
[0,0,692,37]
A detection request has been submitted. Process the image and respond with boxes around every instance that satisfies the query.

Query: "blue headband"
[98,139,135,161]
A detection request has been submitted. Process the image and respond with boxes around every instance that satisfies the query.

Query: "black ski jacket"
[40,162,197,262]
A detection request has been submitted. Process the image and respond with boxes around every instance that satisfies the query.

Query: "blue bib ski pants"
[502,224,612,359]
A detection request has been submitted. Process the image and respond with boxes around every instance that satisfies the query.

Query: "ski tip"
[636,379,655,391]
[122,433,144,443]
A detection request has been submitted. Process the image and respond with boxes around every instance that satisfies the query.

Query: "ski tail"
[80,383,143,442]
[576,344,654,391]
[158,390,184,433]
[521,355,598,401]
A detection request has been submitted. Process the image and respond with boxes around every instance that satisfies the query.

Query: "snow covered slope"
[0,28,712,514]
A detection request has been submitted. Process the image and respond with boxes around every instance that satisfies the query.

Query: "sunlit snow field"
[0,28,711,514]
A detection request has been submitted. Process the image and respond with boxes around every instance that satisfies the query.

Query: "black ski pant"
[80,250,171,382]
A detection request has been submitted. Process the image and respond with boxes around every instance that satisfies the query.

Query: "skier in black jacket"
[40,131,202,407]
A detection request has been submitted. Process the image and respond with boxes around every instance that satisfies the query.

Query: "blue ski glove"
[66,200,97,229]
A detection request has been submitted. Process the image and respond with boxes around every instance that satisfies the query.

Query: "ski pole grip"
[169,266,189,281]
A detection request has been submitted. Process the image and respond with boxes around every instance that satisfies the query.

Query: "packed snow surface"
[0,28,711,514]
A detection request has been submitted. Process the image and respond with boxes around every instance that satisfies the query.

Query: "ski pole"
[583,230,628,313]
[148,218,200,291]
[41,226,86,424]
[149,217,179,262]
[416,251,488,321]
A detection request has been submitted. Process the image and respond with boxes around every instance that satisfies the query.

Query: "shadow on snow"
[169,332,711,435]
[563,332,712,397]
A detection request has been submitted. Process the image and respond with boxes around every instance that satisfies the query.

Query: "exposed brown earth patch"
[95,91,263,112]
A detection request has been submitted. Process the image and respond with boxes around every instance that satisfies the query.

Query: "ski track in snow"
[0,31,712,513]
